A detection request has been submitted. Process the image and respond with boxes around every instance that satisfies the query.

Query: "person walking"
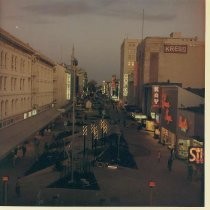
[167,157,173,172]
[15,177,21,197]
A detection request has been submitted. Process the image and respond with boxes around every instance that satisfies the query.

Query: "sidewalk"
[0,114,203,206]
[0,108,61,161]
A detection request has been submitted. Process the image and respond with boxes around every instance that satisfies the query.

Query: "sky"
[0,0,205,83]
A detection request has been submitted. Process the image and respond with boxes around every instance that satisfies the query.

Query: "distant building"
[53,63,70,108]
[136,32,205,108]
[120,38,141,105]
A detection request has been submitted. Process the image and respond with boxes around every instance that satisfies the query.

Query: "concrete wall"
[177,87,204,108]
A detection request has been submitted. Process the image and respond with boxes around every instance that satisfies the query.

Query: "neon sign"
[178,115,188,132]
[162,94,173,124]
[188,147,204,164]
[152,86,160,108]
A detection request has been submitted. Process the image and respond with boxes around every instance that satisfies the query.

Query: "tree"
[87,80,97,93]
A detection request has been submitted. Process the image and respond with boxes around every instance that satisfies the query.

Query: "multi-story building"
[143,83,204,159]
[120,38,141,105]
[0,27,35,127]
[31,52,55,113]
[53,63,70,108]
[0,27,71,129]
[137,32,205,108]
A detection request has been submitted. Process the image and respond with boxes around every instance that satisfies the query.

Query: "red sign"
[178,115,189,132]
[149,181,156,188]
[2,176,9,182]
[164,45,187,54]
[188,147,204,164]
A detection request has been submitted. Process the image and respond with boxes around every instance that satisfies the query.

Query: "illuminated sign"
[149,181,156,188]
[164,45,187,54]
[2,176,9,182]
[178,115,189,132]
[162,94,172,124]
[188,147,204,164]
[123,74,128,96]
[152,86,160,108]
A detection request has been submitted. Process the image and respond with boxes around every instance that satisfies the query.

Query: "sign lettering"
[164,45,187,54]
[188,147,204,164]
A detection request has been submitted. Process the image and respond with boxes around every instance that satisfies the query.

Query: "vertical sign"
[123,74,128,96]
[152,86,160,108]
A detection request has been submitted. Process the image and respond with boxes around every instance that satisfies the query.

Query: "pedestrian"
[167,157,173,172]
[157,150,161,162]
[170,148,175,160]
[15,177,21,197]
[187,164,193,182]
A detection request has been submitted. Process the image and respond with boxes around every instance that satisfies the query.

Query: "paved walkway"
[0,121,204,206]
[0,108,61,161]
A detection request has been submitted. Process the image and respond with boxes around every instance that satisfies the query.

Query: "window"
[4,77,7,90]
[5,53,7,69]
[0,51,4,67]
[0,76,2,90]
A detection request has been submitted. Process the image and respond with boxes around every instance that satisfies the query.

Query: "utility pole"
[70,45,78,183]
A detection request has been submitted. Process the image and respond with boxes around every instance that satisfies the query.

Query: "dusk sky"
[0,0,205,83]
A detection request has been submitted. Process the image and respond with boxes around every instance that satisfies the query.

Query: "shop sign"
[149,181,156,188]
[123,74,128,96]
[178,115,189,132]
[188,147,204,164]
[152,86,160,108]
[2,176,9,182]
[164,45,187,54]
[162,94,173,124]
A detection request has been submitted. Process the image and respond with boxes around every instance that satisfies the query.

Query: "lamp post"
[93,125,99,161]
[70,57,78,182]
[82,125,87,159]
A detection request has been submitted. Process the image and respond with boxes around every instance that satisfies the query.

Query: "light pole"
[70,57,78,182]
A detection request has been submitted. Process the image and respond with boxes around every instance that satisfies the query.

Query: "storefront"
[145,120,155,132]
[160,127,176,149]
[177,138,203,159]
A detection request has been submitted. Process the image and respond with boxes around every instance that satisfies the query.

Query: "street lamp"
[70,57,78,182]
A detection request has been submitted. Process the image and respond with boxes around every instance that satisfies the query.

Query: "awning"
[0,108,61,161]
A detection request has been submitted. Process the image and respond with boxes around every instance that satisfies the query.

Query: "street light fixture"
[70,57,78,183]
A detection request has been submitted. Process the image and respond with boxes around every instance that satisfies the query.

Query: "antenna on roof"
[141,9,144,40]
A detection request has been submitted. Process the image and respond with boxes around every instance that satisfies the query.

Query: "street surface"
[0,100,203,207]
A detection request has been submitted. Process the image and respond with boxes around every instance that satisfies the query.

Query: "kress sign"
[188,147,204,164]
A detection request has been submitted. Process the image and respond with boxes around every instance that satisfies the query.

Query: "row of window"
[0,50,31,74]
[0,76,31,91]
[0,97,31,119]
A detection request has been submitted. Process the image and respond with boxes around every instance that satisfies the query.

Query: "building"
[0,27,35,128]
[143,83,204,159]
[31,52,55,113]
[53,63,70,108]
[137,32,205,108]
[0,27,70,129]
[120,38,141,105]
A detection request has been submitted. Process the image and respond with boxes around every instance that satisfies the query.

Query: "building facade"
[53,63,70,108]
[0,28,35,128]
[137,32,205,108]
[0,27,70,129]
[143,83,204,159]
[120,38,141,105]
